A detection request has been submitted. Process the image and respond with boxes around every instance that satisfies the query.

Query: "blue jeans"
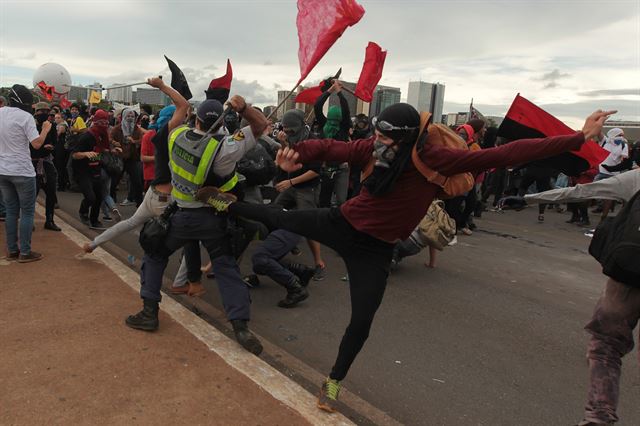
[0,190,6,216]
[0,175,37,255]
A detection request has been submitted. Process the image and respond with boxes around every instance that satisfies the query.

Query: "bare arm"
[230,96,267,138]
[30,121,52,150]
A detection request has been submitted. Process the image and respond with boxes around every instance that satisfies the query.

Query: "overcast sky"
[1,0,638,127]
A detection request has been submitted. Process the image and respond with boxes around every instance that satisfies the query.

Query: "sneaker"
[18,251,44,263]
[448,235,458,246]
[195,186,237,212]
[312,264,326,281]
[111,208,122,223]
[89,221,106,231]
[317,377,342,413]
[538,214,545,223]
[119,199,135,206]
[102,215,113,222]
[460,227,473,236]
[168,281,206,297]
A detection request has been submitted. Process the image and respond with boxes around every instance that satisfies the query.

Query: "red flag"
[206,59,233,102]
[59,96,72,109]
[354,42,386,102]
[295,85,324,104]
[37,81,55,101]
[498,94,609,175]
[296,0,365,84]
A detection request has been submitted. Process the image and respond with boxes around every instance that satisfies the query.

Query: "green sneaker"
[317,377,341,413]
[195,186,237,212]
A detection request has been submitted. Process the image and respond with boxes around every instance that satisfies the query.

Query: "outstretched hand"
[275,147,302,172]
[582,110,616,141]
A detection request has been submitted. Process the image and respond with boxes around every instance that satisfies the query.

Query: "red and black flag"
[205,59,232,103]
[164,55,193,100]
[37,81,55,101]
[497,94,608,176]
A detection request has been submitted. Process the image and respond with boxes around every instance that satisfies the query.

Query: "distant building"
[106,83,133,104]
[135,88,170,106]
[407,81,445,123]
[262,105,277,118]
[369,85,401,117]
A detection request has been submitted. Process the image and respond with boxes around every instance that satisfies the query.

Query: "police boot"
[230,320,263,355]
[277,276,309,309]
[125,299,159,331]
[286,262,316,287]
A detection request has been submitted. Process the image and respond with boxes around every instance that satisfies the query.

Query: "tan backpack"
[411,112,475,198]
[417,199,456,250]
[361,112,474,198]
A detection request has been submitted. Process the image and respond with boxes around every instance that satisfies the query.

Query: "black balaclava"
[281,109,309,145]
[9,84,34,114]
[363,103,420,197]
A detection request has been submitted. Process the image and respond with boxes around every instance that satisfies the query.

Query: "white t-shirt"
[0,107,40,177]
[599,138,629,175]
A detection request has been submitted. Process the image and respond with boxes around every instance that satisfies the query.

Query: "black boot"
[286,263,315,287]
[277,277,309,308]
[125,299,159,331]
[44,221,61,231]
[230,320,263,355]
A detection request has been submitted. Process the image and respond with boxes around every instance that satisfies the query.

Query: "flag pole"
[266,80,303,120]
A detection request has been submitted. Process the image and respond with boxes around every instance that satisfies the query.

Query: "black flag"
[164,55,193,100]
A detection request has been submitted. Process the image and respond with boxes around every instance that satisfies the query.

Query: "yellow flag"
[89,90,101,104]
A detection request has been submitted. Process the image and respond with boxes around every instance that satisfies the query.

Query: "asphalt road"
[53,190,640,425]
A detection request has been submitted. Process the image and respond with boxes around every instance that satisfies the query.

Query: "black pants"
[445,190,476,230]
[229,202,394,380]
[34,161,58,222]
[518,170,552,215]
[124,160,143,206]
[54,146,69,190]
[78,173,103,224]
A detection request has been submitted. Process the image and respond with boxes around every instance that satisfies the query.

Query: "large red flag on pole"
[498,94,608,176]
[354,42,386,102]
[296,0,365,84]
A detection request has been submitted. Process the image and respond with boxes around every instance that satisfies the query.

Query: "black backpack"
[237,139,276,186]
[589,189,640,287]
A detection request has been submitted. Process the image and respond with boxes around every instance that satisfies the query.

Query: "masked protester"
[204,104,613,413]
[275,109,327,280]
[82,89,188,256]
[30,102,60,231]
[0,85,52,262]
[71,109,111,230]
[592,128,629,220]
[314,80,351,209]
[111,108,146,207]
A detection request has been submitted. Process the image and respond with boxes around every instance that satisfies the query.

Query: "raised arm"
[314,91,330,127]
[524,171,640,204]
[337,92,351,130]
[146,77,189,132]
[424,110,615,176]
